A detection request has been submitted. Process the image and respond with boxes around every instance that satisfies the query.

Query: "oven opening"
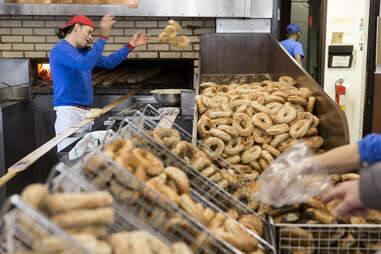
[30,59,194,91]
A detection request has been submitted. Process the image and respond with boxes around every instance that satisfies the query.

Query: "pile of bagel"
[83,138,265,253]
[196,76,324,176]
[8,184,193,254]
[159,20,190,49]
[269,173,381,254]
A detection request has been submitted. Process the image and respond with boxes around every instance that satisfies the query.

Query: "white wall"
[323,0,370,143]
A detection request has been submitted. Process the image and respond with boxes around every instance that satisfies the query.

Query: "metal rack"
[0,195,92,254]
[46,163,174,247]
[112,106,276,253]
[275,223,381,254]
[50,153,242,254]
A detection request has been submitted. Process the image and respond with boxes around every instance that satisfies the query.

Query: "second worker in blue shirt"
[280,24,304,66]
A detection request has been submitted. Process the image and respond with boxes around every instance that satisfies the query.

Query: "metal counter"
[195,33,349,150]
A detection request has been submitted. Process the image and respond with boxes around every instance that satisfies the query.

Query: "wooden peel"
[0,87,141,187]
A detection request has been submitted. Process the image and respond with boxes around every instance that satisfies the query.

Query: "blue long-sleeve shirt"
[50,38,131,106]
[357,133,381,166]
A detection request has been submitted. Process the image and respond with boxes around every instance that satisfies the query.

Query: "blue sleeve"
[357,133,381,166]
[293,43,304,58]
[54,39,106,71]
[95,45,131,69]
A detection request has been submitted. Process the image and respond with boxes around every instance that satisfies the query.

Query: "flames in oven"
[37,63,52,82]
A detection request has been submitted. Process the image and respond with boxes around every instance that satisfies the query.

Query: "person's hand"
[100,14,116,37]
[322,180,368,218]
[130,32,150,47]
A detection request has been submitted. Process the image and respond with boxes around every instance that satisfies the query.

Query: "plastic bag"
[252,142,332,207]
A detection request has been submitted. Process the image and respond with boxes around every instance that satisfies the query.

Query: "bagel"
[251,101,271,114]
[265,124,289,136]
[275,106,297,124]
[159,32,170,43]
[146,178,180,204]
[217,124,239,137]
[209,128,231,142]
[260,150,274,164]
[233,113,253,136]
[211,117,232,125]
[266,95,285,104]
[258,158,269,171]
[288,95,307,106]
[152,128,181,149]
[242,135,255,150]
[168,19,182,31]
[195,95,207,114]
[171,35,190,49]
[209,212,227,229]
[224,218,258,252]
[164,25,177,37]
[298,87,314,98]
[241,146,262,163]
[262,143,280,157]
[225,154,241,164]
[278,138,299,152]
[200,82,217,89]
[233,164,252,174]
[179,194,208,225]
[305,127,318,137]
[201,165,217,177]
[289,119,312,139]
[208,110,232,119]
[239,214,264,236]
[300,136,324,149]
[173,141,211,170]
[279,76,296,86]
[197,117,216,138]
[164,167,190,194]
[129,148,164,176]
[252,112,273,130]
[265,102,283,115]
[271,91,288,100]
[253,128,271,144]
[104,139,133,160]
[21,183,49,214]
[202,137,225,158]
[46,191,113,214]
[225,137,245,155]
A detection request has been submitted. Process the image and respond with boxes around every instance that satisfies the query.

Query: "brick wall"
[0,15,216,71]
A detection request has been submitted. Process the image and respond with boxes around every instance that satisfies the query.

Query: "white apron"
[54,106,93,152]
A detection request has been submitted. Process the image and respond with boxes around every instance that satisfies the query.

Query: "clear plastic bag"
[252,142,332,208]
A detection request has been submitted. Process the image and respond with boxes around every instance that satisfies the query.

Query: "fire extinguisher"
[335,78,347,111]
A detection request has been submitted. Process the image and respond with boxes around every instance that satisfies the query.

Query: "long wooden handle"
[0,87,141,187]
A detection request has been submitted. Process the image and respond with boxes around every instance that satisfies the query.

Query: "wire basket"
[275,223,381,254]
[49,153,243,254]
[46,162,174,247]
[114,104,276,250]
[0,195,92,254]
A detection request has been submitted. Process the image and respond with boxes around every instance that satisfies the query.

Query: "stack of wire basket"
[118,104,381,254]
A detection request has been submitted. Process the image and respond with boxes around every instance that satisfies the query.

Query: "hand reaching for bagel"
[129,31,150,48]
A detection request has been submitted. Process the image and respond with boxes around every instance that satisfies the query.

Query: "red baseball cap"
[59,15,95,30]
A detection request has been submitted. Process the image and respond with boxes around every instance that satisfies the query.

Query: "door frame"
[363,0,380,135]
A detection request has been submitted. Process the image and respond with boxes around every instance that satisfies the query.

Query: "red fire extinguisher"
[335,79,346,111]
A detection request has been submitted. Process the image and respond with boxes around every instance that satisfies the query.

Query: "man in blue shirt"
[50,14,149,151]
[280,24,304,66]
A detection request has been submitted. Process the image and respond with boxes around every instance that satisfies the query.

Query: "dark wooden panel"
[372,74,381,133]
